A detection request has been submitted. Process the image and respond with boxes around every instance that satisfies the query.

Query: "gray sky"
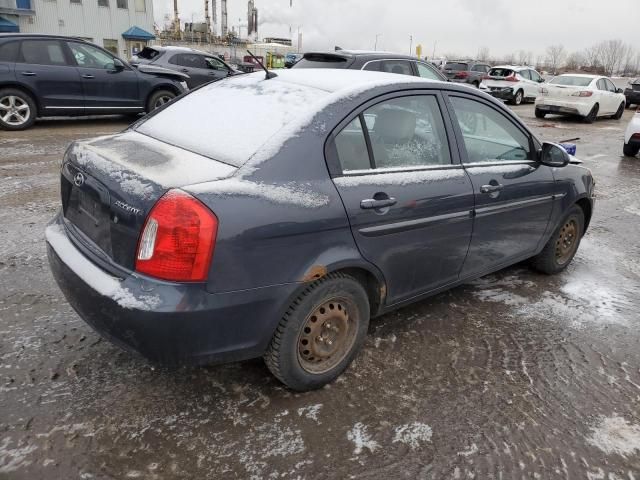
[153,0,638,59]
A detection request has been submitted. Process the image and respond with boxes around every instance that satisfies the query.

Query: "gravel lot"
[2,106,640,479]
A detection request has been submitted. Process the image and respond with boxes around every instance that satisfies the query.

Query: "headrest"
[374,108,416,143]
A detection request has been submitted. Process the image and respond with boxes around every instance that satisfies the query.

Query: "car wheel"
[264,272,370,391]
[535,108,546,119]
[0,88,37,131]
[472,81,480,89]
[626,101,632,108]
[623,142,640,157]
[531,205,585,275]
[511,90,524,106]
[584,103,599,123]
[613,102,625,120]
[146,89,176,112]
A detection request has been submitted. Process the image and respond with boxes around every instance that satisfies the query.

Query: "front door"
[446,94,555,278]
[328,93,475,304]
[66,41,141,111]
[15,38,84,113]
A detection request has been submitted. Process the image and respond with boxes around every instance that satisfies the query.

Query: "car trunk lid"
[61,131,236,271]
[443,62,469,79]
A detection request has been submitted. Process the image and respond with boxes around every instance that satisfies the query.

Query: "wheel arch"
[575,197,593,234]
[0,83,41,114]
[144,83,181,110]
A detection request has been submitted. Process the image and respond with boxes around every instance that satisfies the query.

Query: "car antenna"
[247,50,277,80]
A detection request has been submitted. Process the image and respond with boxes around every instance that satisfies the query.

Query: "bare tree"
[583,44,602,72]
[565,51,585,72]
[622,46,637,76]
[517,50,532,66]
[598,40,627,76]
[504,52,517,65]
[477,46,490,62]
[546,44,566,74]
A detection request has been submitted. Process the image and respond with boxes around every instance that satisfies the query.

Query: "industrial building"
[0,0,156,58]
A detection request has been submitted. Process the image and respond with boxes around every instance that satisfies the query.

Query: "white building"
[0,0,155,58]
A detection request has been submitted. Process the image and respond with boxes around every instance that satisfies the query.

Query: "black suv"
[0,34,188,130]
[292,50,448,82]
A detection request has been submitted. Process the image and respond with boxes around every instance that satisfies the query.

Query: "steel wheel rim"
[515,91,523,105]
[297,298,358,374]
[555,219,578,265]
[0,95,30,126]
[153,95,173,109]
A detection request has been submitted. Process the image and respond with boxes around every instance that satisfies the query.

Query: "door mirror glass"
[539,142,570,167]
[112,58,125,71]
[538,77,545,83]
[617,87,624,94]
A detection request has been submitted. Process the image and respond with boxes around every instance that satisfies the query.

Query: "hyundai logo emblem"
[73,172,85,187]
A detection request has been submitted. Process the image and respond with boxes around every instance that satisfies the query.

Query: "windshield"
[444,62,468,71]
[549,76,594,87]
[488,68,514,77]
[136,73,329,167]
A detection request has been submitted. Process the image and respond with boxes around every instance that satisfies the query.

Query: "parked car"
[624,78,640,108]
[535,74,626,123]
[130,45,240,89]
[442,60,491,87]
[624,108,640,156]
[292,50,448,82]
[46,69,595,391]
[482,65,545,105]
[0,34,188,131]
[285,53,303,68]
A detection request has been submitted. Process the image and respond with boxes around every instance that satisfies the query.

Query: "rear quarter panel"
[547,164,595,236]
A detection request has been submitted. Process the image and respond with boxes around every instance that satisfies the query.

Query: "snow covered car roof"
[135,69,432,167]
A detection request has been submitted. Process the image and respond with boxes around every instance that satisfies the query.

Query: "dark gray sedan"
[46,69,595,391]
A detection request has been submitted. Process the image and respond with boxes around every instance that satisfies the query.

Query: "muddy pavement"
[2,110,640,479]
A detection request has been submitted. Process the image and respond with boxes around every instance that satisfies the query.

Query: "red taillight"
[572,91,593,97]
[505,74,519,82]
[454,71,469,79]
[135,189,217,282]
[482,74,491,80]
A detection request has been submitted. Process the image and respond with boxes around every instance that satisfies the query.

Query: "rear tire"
[613,102,625,120]
[264,272,370,391]
[535,108,546,119]
[623,142,640,157]
[584,103,599,123]
[146,89,176,113]
[531,205,584,275]
[472,81,480,89]
[0,88,37,131]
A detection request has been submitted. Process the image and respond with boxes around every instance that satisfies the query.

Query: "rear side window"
[293,54,350,69]
[335,95,452,172]
[171,54,207,69]
[19,40,68,66]
[488,68,514,77]
[445,62,468,71]
[379,60,413,76]
[597,79,607,91]
[450,97,530,163]
[0,41,19,62]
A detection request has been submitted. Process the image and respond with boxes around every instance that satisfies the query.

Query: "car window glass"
[362,60,381,72]
[68,42,115,69]
[416,62,441,80]
[19,40,68,66]
[471,64,483,72]
[605,79,617,92]
[0,41,19,62]
[173,54,207,69]
[334,117,371,172]
[450,97,530,163]
[379,60,413,76]
[362,95,451,168]
[519,70,531,80]
[205,56,227,71]
[530,70,541,82]
[597,79,607,91]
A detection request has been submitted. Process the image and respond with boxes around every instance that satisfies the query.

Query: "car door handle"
[360,197,397,209]
[180,68,189,73]
[82,74,95,79]
[20,71,36,76]
[480,184,504,194]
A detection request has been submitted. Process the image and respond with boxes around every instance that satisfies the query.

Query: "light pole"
[374,33,382,51]
[409,35,413,56]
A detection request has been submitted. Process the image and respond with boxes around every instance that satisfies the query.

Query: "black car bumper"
[625,90,640,104]
[487,88,514,101]
[46,215,296,366]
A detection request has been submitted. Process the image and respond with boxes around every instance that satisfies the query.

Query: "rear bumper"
[625,91,640,104]
[46,214,295,366]
[487,88,515,101]
[535,98,592,117]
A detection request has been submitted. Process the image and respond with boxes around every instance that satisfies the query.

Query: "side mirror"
[537,78,545,83]
[539,142,570,167]
[617,87,624,94]
[111,58,125,72]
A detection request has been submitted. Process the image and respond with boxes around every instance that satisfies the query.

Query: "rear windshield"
[136,47,162,60]
[135,73,329,167]
[293,54,351,69]
[445,62,468,71]
[489,68,514,77]
[549,76,594,87]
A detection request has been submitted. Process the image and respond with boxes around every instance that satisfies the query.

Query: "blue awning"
[0,17,19,33]
[122,26,155,41]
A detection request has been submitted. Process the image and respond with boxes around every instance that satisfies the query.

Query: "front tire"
[264,272,370,391]
[510,90,524,106]
[0,88,37,131]
[146,89,176,113]
[623,142,640,157]
[531,205,585,275]
[613,102,625,120]
[584,103,599,123]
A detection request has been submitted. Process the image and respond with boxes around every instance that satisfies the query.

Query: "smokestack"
[173,0,180,36]
[204,0,210,38]
[211,0,217,35]
[221,0,228,36]
[247,0,258,36]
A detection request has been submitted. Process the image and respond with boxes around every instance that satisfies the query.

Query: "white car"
[482,65,545,105]
[535,74,626,123]
[624,108,640,156]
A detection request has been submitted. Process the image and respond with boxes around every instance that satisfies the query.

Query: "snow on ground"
[587,415,640,457]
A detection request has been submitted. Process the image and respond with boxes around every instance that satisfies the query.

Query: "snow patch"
[334,168,466,187]
[624,205,640,217]
[0,438,37,473]
[458,443,479,457]
[392,422,433,449]
[46,224,161,311]
[297,404,322,423]
[587,415,640,457]
[347,423,380,455]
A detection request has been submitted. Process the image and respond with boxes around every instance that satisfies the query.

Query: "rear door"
[445,93,555,278]
[327,92,475,304]
[604,78,622,113]
[66,41,141,111]
[203,55,231,83]
[15,38,84,113]
[168,53,210,88]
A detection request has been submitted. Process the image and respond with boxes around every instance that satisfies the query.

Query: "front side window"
[19,40,68,66]
[103,39,118,55]
[334,95,452,172]
[450,97,530,164]
[416,62,441,81]
[530,70,542,82]
[205,56,227,71]
[604,79,617,92]
[69,42,116,69]
[519,69,531,80]
[174,54,207,69]
[0,41,19,62]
